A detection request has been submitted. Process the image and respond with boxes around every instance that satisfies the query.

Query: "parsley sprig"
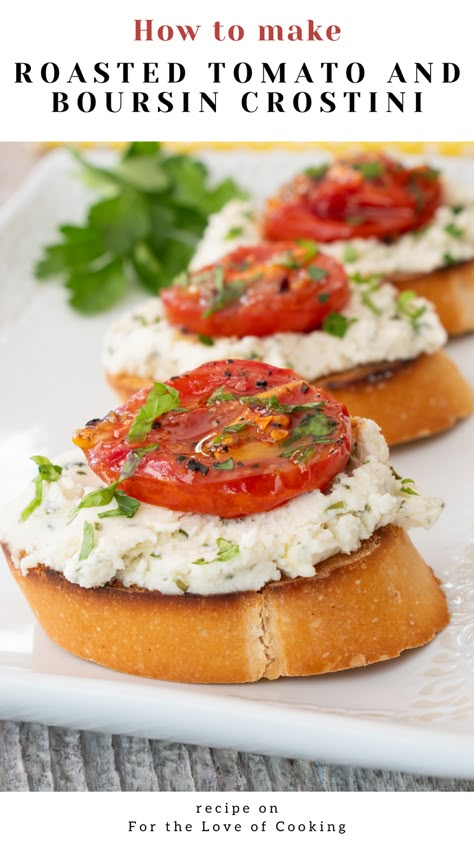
[35,143,245,313]
[395,290,426,332]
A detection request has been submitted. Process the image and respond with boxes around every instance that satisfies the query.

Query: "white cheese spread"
[103,283,445,384]
[1,419,443,597]
[191,196,474,276]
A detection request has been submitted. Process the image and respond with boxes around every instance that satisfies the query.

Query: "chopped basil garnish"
[322,312,355,338]
[326,501,345,511]
[127,382,180,443]
[443,252,458,266]
[206,387,236,404]
[98,490,141,519]
[400,477,419,496]
[174,577,189,592]
[351,161,383,180]
[72,483,118,516]
[213,458,234,471]
[452,204,464,215]
[120,443,159,480]
[308,266,328,282]
[197,334,214,346]
[193,537,240,565]
[444,222,464,239]
[225,226,244,240]
[203,267,246,317]
[318,292,330,303]
[343,245,359,263]
[280,412,337,459]
[78,521,95,560]
[20,456,63,522]
[395,290,426,331]
[304,164,329,180]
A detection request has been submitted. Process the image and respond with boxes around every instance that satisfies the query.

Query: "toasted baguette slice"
[107,350,474,447]
[388,259,474,336]
[4,526,449,684]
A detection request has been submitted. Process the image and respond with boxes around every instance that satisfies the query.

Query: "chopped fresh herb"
[203,267,246,317]
[326,501,345,511]
[98,490,141,519]
[400,477,419,496]
[352,161,383,180]
[318,292,330,303]
[174,577,189,592]
[281,412,337,457]
[213,458,235,471]
[127,382,180,443]
[225,226,244,240]
[193,537,240,565]
[119,443,159,480]
[20,456,63,522]
[240,395,323,414]
[361,287,382,315]
[444,222,464,239]
[172,271,190,287]
[395,290,426,331]
[206,387,236,404]
[72,483,118,516]
[198,334,214,346]
[322,312,355,338]
[35,143,246,313]
[280,444,315,464]
[178,528,189,538]
[274,240,318,268]
[79,521,95,560]
[343,245,359,263]
[452,204,465,215]
[304,164,329,180]
[412,225,429,240]
[222,421,248,434]
[443,252,458,266]
[423,167,440,181]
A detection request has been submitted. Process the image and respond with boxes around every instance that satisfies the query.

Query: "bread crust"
[107,350,474,446]
[3,526,449,684]
[388,259,474,336]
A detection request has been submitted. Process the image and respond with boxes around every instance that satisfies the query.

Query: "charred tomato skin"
[161,242,349,338]
[263,155,442,243]
[74,360,352,519]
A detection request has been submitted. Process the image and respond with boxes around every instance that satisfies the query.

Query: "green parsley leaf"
[35,143,246,313]
[213,458,235,471]
[308,266,329,282]
[318,293,330,303]
[225,226,244,240]
[322,312,355,338]
[20,456,63,522]
[193,537,240,565]
[352,161,383,180]
[79,521,95,561]
[127,383,180,443]
[444,222,464,239]
[452,204,465,215]
[343,245,359,263]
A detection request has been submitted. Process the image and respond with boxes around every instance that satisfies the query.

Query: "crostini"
[103,239,474,446]
[263,154,474,335]
[1,360,448,683]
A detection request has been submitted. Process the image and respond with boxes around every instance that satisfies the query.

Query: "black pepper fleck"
[300,383,310,394]
[256,380,268,388]
[85,418,101,427]
[152,421,162,430]
[186,459,209,475]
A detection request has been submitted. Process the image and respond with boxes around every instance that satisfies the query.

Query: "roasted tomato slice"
[160,241,349,338]
[73,360,351,519]
[263,155,442,242]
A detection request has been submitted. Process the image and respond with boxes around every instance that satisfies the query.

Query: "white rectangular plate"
[1,148,474,778]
